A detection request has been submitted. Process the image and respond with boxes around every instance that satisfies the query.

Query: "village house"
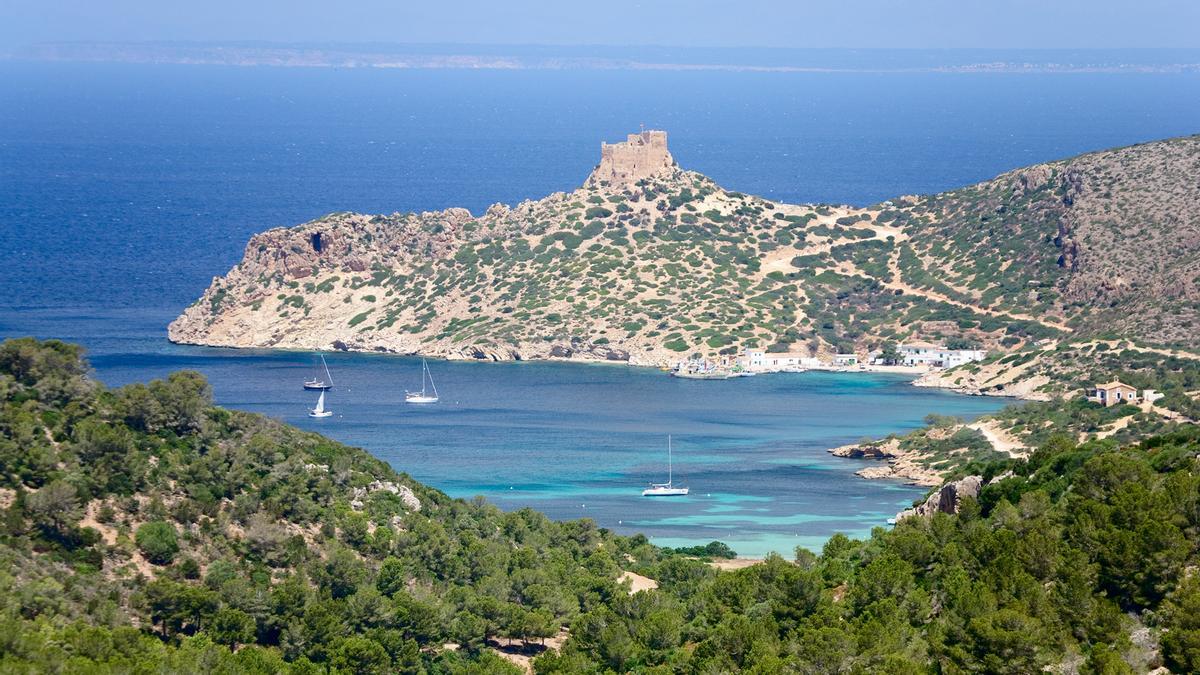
[740,349,821,372]
[833,353,859,366]
[1086,381,1163,407]
[895,344,987,368]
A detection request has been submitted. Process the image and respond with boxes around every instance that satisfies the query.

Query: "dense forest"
[1,338,1198,673]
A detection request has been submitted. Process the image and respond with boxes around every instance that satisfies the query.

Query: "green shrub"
[664,339,689,352]
[135,521,179,565]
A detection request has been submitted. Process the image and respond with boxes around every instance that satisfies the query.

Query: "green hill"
[170,133,1200,403]
[3,338,1200,672]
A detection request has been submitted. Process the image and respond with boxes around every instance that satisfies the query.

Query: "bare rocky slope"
[171,132,1200,396]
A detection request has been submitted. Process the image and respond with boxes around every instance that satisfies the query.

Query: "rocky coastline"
[827,439,946,487]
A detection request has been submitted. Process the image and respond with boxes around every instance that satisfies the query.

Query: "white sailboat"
[405,358,439,404]
[643,435,689,496]
[308,390,333,418]
[303,354,334,391]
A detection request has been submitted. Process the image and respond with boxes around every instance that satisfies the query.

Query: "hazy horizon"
[3,0,1198,50]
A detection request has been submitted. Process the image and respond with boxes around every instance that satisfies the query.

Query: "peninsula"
[171,131,1200,402]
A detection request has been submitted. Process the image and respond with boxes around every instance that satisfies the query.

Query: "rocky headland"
[172,132,1200,413]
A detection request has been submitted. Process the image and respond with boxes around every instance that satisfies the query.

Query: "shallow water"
[7,305,1006,557]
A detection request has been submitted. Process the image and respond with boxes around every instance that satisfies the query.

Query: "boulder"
[895,475,983,521]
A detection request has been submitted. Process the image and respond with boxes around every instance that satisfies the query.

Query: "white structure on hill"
[897,344,986,368]
[741,349,822,372]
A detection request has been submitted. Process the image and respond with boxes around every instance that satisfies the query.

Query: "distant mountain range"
[170,131,1200,403]
[8,42,1200,73]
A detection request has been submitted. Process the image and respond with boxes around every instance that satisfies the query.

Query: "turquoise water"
[10,307,1005,558]
[5,64,1195,555]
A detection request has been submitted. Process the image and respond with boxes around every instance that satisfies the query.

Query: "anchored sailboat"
[643,435,689,496]
[405,358,439,404]
[303,354,334,391]
[308,390,333,418]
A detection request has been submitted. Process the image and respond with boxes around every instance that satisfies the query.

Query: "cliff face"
[170,132,1200,386]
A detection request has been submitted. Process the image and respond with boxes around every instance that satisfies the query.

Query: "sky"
[2,0,1198,50]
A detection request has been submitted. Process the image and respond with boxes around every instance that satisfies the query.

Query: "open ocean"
[2,63,1198,556]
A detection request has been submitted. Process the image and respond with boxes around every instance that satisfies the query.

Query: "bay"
[4,63,1198,555]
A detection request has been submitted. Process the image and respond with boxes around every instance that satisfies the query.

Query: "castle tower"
[587,129,674,187]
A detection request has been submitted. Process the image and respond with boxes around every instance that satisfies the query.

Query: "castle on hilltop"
[588,129,674,186]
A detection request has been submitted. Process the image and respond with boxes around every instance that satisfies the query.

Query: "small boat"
[308,390,333,418]
[671,370,733,380]
[303,354,334,391]
[643,435,689,497]
[405,358,439,404]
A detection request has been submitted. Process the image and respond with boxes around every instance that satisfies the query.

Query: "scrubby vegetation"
[0,339,646,673]
[175,135,1200,422]
[4,338,1200,672]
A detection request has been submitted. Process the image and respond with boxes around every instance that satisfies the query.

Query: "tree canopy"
[0,337,1197,672]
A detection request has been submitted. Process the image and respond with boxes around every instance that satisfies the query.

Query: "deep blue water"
[2,63,1197,555]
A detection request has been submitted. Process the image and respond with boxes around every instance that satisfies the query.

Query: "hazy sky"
[3,0,1198,49]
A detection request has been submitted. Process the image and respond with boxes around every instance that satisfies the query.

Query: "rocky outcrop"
[349,480,421,512]
[171,132,1200,386]
[829,441,898,460]
[828,439,944,487]
[895,475,983,521]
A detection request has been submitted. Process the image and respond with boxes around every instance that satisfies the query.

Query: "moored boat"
[308,390,333,418]
[405,358,439,404]
[303,354,334,390]
[643,435,689,496]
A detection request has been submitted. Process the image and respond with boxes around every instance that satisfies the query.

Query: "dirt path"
[967,419,1028,458]
[619,570,658,594]
[1095,415,1135,440]
[708,558,764,571]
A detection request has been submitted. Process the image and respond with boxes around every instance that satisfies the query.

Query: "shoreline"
[169,336,965,387]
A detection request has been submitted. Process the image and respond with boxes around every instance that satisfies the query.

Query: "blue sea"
[2,63,1198,556]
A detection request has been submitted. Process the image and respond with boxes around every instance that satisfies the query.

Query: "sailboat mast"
[668,435,672,484]
[321,354,333,385]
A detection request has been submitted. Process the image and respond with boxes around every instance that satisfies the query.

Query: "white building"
[741,349,822,372]
[833,353,859,366]
[898,344,986,368]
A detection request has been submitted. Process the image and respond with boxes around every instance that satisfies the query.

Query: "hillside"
[4,337,1200,673]
[170,132,1200,393]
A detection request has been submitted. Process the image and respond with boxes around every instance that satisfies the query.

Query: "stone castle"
[588,129,674,186]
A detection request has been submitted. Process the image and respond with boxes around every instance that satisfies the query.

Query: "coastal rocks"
[349,480,421,513]
[829,440,898,460]
[1014,165,1053,196]
[828,439,932,486]
[828,439,944,487]
[454,345,521,361]
[895,475,983,521]
[484,203,510,219]
[594,345,630,362]
[545,343,630,361]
